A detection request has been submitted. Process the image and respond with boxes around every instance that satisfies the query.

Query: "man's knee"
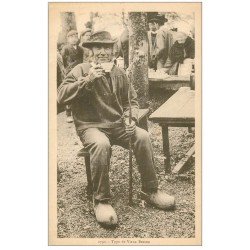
[89,136,111,165]
[82,128,111,151]
[93,137,111,151]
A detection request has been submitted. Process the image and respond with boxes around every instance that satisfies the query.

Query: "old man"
[57,30,175,228]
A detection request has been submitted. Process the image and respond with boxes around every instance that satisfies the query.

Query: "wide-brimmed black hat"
[148,14,168,24]
[82,30,116,48]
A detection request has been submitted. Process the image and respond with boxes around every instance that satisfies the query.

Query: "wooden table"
[149,75,191,91]
[149,87,195,173]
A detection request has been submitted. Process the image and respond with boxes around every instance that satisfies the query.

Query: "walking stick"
[127,67,133,206]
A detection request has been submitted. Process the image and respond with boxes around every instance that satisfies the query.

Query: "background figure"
[164,27,195,75]
[61,30,84,75]
[155,14,174,69]
[79,28,92,62]
[79,28,91,45]
[57,42,67,114]
[148,15,160,70]
[57,42,66,88]
[61,30,84,123]
[118,27,129,69]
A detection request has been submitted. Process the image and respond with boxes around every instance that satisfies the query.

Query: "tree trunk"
[128,12,149,108]
[58,12,77,44]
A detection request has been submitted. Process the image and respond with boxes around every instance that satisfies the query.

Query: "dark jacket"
[61,44,84,74]
[79,44,92,63]
[57,52,66,88]
[57,63,139,133]
[169,36,195,64]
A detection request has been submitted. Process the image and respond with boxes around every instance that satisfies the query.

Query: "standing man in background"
[79,28,92,62]
[79,28,92,46]
[61,30,84,123]
[61,30,84,74]
[148,15,160,70]
[57,42,66,88]
[155,14,174,69]
[118,27,129,69]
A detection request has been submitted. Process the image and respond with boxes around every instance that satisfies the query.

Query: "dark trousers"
[79,126,159,202]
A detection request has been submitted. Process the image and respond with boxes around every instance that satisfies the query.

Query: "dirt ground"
[57,94,195,238]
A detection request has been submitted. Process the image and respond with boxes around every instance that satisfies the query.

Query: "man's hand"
[77,76,87,84]
[88,65,105,82]
[124,118,136,136]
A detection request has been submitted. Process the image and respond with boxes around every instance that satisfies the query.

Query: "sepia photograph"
[49,2,201,245]
[3,1,250,250]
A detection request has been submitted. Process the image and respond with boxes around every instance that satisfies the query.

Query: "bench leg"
[84,154,93,199]
[161,125,171,174]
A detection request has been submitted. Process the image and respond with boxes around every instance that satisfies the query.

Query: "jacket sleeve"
[61,46,68,68]
[57,65,92,105]
[122,74,139,123]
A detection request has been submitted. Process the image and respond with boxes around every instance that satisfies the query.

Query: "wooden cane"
[127,68,133,206]
[128,138,133,205]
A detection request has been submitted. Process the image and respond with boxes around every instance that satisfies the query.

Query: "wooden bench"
[77,108,149,200]
[149,87,195,174]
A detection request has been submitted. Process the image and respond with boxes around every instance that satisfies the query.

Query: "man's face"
[68,34,79,45]
[149,21,159,32]
[92,44,113,64]
[81,31,91,42]
[175,32,188,44]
